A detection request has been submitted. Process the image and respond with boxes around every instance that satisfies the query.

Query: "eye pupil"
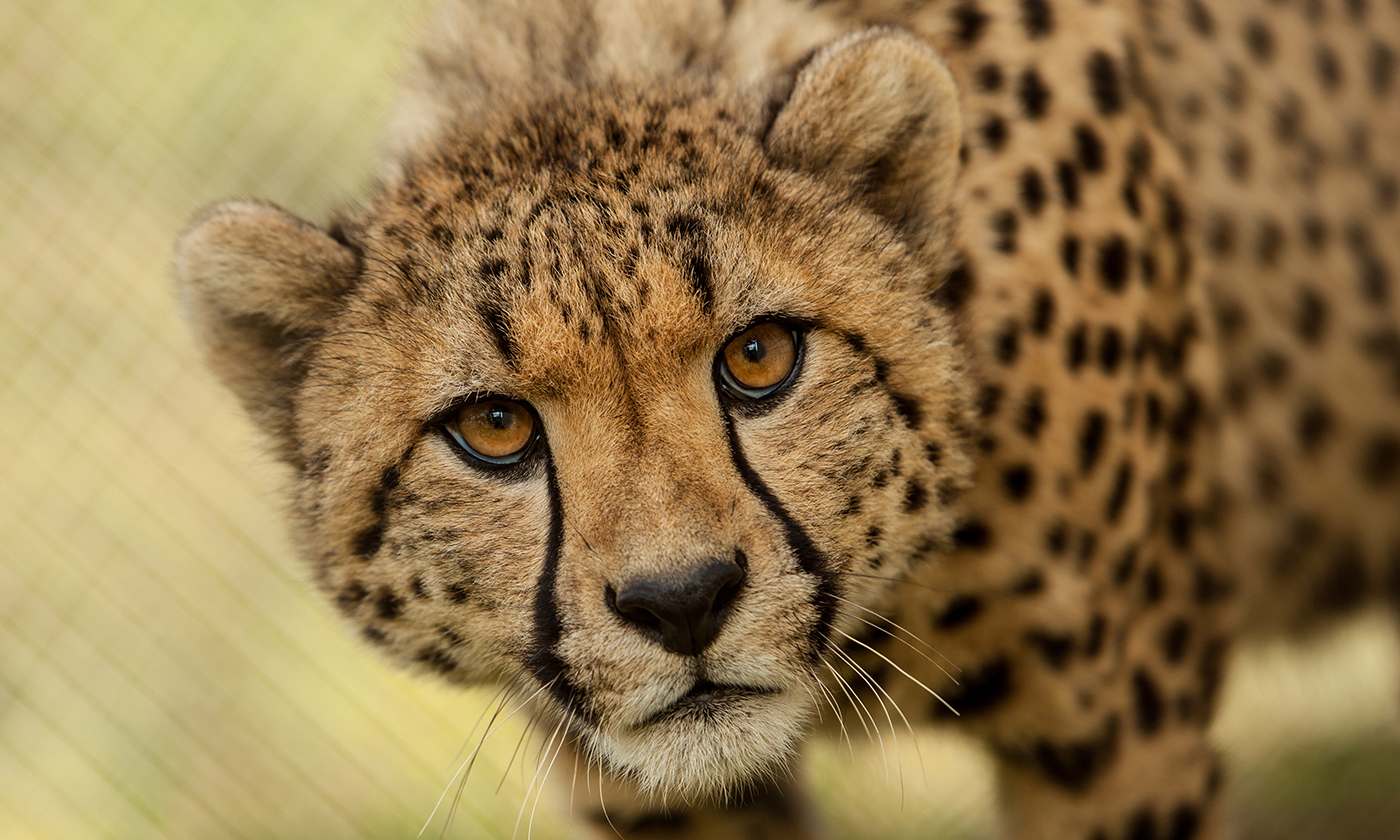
[742,337,765,363]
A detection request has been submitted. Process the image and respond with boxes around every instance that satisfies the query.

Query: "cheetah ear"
[175,200,361,463]
[765,28,962,263]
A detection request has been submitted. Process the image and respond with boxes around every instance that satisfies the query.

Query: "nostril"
[610,554,747,656]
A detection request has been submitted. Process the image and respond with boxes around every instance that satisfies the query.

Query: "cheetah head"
[176,30,974,802]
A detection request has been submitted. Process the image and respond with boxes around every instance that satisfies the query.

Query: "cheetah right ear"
[175,200,361,463]
[765,28,962,266]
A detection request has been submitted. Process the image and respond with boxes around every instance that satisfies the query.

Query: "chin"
[590,685,813,805]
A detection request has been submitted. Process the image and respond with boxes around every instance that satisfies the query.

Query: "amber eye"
[718,322,802,400]
[444,398,538,465]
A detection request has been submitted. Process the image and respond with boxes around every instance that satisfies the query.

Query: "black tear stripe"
[722,413,840,663]
[527,455,593,724]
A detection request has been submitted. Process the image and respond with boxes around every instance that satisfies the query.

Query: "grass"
[1,1,1397,837]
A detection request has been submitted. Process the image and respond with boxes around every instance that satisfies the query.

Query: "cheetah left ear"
[765,28,962,264]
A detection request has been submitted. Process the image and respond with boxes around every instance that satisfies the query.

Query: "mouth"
[640,680,780,728]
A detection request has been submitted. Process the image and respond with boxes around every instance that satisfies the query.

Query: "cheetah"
[175,0,1400,837]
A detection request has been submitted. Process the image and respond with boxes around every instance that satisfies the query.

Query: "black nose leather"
[610,554,746,656]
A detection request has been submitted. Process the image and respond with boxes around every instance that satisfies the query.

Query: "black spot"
[1168,506,1195,551]
[865,525,883,548]
[1012,571,1045,596]
[953,519,992,550]
[1084,614,1108,658]
[1256,217,1285,266]
[1186,0,1215,36]
[1098,235,1131,291]
[1223,136,1250,181]
[903,480,930,513]
[1375,173,1399,211]
[951,1,991,46]
[1078,411,1109,473]
[1020,168,1048,215]
[995,320,1021,363]
[1105,460,1134,523]
[1132,669,1165,735]
[924,440,943,467]
[480,300,515,363]
[937,595,984,629]
[1030,289,1056,335]
[444,582,470,603]
[1026,631,1075,669]
[1168,805,1202,840]
[1315,44,1343,91]
[1003,464,1035,500]
[1074,124,1106,173]
[1371,41,1396,98]
[1121,179,1142,217]
[1020,0,1053,38]
[1162,618,1191,663]
[1127,808,1156,840]
[1257,348,1291,389]
[892,393,925,430]
[975,62,1004,91]
[991,209,1018,253]
[1361,432,1400,486]
[409,576,428,599]
[1114,545,1139,586]
[1296,399,1333,454]
[361,626,388,646]
[934,261,976,310]
[1087,51,1124,115]
[1020,388,1048,439]
[1142,564,1165,605]
[1045,519,1070,556]
[1023,715,1120,791]
[1295,286,1328,343]
[1061,234,1081,275]
[335,580,368,614]
[981,114,1010,151]
[1098,326,1124,373]
[935,657,1011,718]
[1241,19,1273,63]
[1067,322,1090,371]
[354,525,384,559]
[375,588,403,621]
[1018,67,1053,118]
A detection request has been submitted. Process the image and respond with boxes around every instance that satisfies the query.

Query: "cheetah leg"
[993,719,1224,840]
[556,743,824,840]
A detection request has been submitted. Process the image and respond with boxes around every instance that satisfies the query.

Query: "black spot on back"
[1087,51,1124,116]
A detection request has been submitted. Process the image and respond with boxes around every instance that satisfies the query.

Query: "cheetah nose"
[608,553,747,657]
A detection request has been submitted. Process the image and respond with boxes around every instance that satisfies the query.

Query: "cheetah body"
[177,1,1400,838]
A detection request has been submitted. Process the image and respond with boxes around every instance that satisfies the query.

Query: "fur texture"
[177,1,1400,837]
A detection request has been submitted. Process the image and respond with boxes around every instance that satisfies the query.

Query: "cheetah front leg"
[556,741,824,840]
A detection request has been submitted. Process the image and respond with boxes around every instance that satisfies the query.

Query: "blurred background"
[1,1,1398,838]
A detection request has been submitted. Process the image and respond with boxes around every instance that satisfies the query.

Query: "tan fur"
[177,1,1400,837]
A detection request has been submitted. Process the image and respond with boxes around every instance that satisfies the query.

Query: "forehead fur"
[339,79,925,406]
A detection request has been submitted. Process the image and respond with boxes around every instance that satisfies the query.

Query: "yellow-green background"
[2,1,1398,837]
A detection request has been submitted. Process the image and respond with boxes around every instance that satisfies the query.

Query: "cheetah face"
[177,31,972,802]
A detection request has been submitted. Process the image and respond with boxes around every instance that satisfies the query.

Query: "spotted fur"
[177,1,1400,838]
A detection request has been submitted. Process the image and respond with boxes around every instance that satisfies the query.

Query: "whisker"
[821,657,888,782]
[499,706,544,796]
[831,594,961,677]
[423,678,549,839]
[837,628,960,717]
[830,644,905,802]
[831,629,930,790]
[514,713,568,840]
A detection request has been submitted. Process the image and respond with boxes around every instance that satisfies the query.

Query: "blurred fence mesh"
[2,2,1398,839]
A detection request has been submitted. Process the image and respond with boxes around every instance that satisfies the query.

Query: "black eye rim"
[714,320,807,403]
[437,394,543,468]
